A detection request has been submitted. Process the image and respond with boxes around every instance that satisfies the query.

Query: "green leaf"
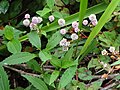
[7,39,22,54]
[88,58,100,69]
[78,67,93,80]
[0,0,9,14]
[4,25,14,40]
[22,75,48,90]
[50,56,61,68]
[62,0,69,5]
[36,8,51,17]
[39,50,52,62]
[46,31,63,50]
[58,66,77,89]
[0,65,10,90]
[111,60,120,66]
[0,52,36,65]
[52,11,63,18]
[49,70,59,85]
[27,59,41,72]
[78,82,87,90]
[47,0,54,9]
[79,0,88,29]
[79,0,120,61]
[28,31,41,49]
[88,80,102,90]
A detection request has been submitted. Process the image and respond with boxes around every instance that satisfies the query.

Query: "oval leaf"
[28,31,41,49]
[7,39,22,54]
[22,75,48,90]
[58,66,77,89]
[0,52,36,65]
[0,65,10,90]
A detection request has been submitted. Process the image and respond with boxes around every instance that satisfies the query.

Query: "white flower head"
[109,47,115,53]
[29,23,37,30]
[58,18,65,26]
[59,38,67,46]
[60,29,67,35]
[89,14,96,21]
[71,33,78,40]
[82,20,88,26]
[49,15,55,22]
[32,16,39,24]
[101,49,108,55]
[23,19,30,27]
[37,17,43,23]
[91,19,98,26]
[72,21,79,28]
[74,27,80,33]
[24,14,30,19]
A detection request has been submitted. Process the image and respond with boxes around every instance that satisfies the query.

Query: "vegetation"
[0,0,120,90]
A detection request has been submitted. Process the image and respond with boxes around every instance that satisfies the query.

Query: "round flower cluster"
[82,14,98,27]
[23,14,43,30]
[58,19,79,51]
[59,38,70,51]
[49,15,55,22]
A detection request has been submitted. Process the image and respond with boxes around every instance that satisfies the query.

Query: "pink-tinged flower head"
[89,14,96,21]
[60,29,67,35]
[58,18,65,26]
[23,19,30,27]
[59,38,67,46]
[101,49,108,55]
[72,21,79,28]
[83,20,88,26]
[24,14,30,19]
[74,27,80,33]
[91,19,98,26]
[71,33,78,40]
[49,15,55,22]
[29,23,37,30]
[37,17,43,23]
[32,16,39,24]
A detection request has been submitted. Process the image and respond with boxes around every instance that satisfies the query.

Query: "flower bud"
[23,19,30,27]
[24,14,30,19]
[82,20,88,26]
[91,19,98,26]
[59,38,67,46]
[101,49,108,55]
[32,16,39,24]
[89,14,96,21]
[72,21,79,28]
[58,18,65,26]
[60,29,67,35]
[71,33,78,40]
[74,27,80,33]
[29,23,37,30]
[49,15,55,22]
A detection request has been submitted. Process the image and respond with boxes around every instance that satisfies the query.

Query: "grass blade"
[79,0,120,61]
[79,0,88,29]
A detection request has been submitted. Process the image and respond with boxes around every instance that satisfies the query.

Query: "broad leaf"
[28,31,41,49]
[49,70,59,85]
[39,50,52,62]
[4,25,14,40]
[47,0,54,9]
[0,52,36,65]
[58,66,77,89]
[0,65,10,90]
[46,31,63,50]
[7,39,22,54]
[22,75,48,90]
